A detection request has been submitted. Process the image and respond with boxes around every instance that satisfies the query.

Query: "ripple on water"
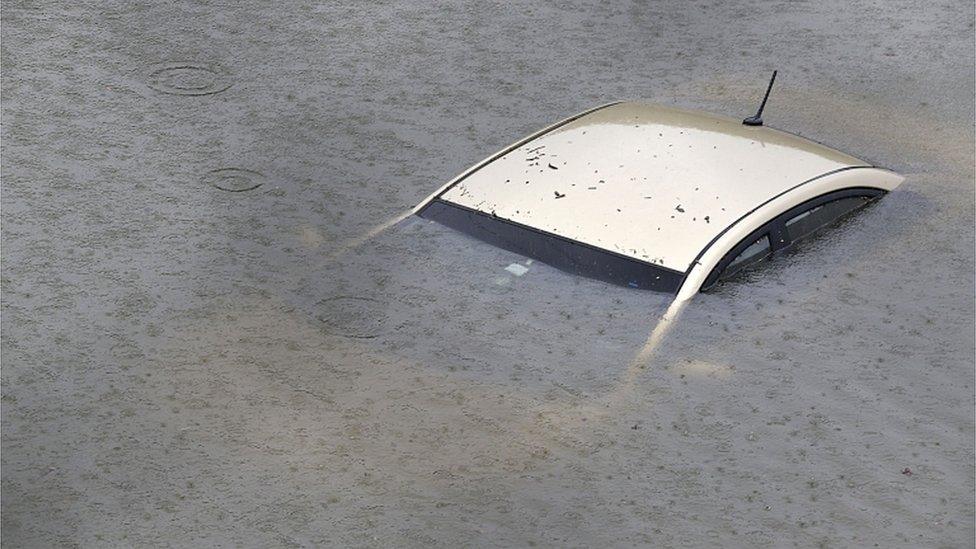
[315,296,389,339]
[146,62,233,96]
[202,168,265,192]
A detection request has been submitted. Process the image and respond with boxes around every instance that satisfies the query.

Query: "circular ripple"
[315,296,388,339]
[146,62,232,96]
[203,168,265,192]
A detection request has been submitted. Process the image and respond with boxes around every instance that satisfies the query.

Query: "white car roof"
[430,102,868,272]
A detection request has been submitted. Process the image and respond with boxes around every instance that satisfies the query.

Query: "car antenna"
[742,70,777,126]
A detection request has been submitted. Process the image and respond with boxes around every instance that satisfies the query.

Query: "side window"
[702,190,883,293]
[718,234,771,282]
[784,196,873,242]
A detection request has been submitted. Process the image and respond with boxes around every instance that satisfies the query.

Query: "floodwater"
[2,1,973,547]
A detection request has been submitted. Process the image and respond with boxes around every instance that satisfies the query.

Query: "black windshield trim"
[419,199,686,293]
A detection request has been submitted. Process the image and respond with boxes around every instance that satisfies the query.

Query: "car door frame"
[699,186,886,291]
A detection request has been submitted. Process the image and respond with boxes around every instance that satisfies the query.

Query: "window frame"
[718,233,773,283]
[700,187,885,291]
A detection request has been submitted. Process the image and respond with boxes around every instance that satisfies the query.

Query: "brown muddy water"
[2,1,974,547]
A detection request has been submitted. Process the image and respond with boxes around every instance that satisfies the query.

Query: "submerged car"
[413,99,903,301]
